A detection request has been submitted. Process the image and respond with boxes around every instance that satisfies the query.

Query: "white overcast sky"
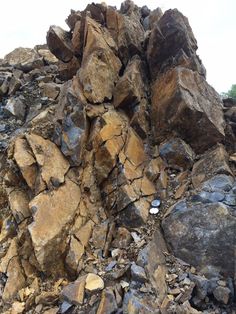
[0,0,235,93]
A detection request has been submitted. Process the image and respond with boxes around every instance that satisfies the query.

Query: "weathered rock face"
[151,67,225,153]
[0,1,235,313]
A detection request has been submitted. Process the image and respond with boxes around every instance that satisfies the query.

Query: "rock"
[65,236,84,272]
[147,9,205,79]
[97,288,118,314]
[151,67,225,153]
[28,178,81,271]
[191,145,233,188]
[5,96,26,120]
[37,48,58,64]
[137,230,168,304]
[58,56,80,80]
[131,263,147,283]
[11,302,25,314]
[143,7,163,30]
[8,189,30,223]
[202,175,234,192]
[4,48,44,72]
[85,273,104,291]
[2,256,26,302]
[46,25,74,62]
[113,56,146,109]
[40,82,61,100]
[106,5,144,65]
[162,201,236,276]
[13,137,37,190]
[159,138,195,170]
[123,289,157,313]
[213,286,231,304]
[112,227,132,248]
[78,17,122,104]
[61,276,86,305]
[26,133,70,188]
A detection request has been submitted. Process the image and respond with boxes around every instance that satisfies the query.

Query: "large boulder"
[147,9,205,79]
[162,201,236,277]
[46,25,74,62]
[151,67,225,153]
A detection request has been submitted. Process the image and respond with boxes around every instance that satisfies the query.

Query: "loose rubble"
[0,1,236,313]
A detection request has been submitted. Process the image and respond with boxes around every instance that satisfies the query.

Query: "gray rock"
[202,175,234,192]
[131,263,147,283]
[162,201,236,276]
[213,286,231,304]
[4,97,26,121]
[223,191,236,206]
[159,138,195,170]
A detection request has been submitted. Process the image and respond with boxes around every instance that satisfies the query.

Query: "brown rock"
[66,10,81,30]
[151,67,225,153]
[97,288,118,314]
[112,227,132,248]
[37,48,58,64]
[28,178,81,270]
[65,236,84,272]
[78,17,121,104]
[2,256,26,302]
[113,56,146,109]
[85,273,104,291]
[191,144,233,188]
[46,25,74,62]
[14,137,37,189]
[61,275,86,305]
[72,21,82,56]
[4,48,44,72]
[8,189,30,223]
[106,6,144,65]
[26,133,70,188]
[40,82,61,100]
[58,56,80,81]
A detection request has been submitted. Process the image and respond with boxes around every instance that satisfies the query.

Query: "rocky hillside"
[0,1,236,313]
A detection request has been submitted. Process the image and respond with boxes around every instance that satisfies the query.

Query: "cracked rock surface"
[0,1,236,313]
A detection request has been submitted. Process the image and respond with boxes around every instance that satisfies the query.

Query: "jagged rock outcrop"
[0,1,235,313]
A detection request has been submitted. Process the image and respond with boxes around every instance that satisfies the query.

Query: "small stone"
[112,227,132,248]
[182,277,191,286]
[105,261,117,272]
[213,286,231,304]
[11,301,25,314]
[85,274,104,291]
[149,207,159,215]
[111,248,122,258]
[151,199,161,207]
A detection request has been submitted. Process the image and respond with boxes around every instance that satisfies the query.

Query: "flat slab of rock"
[85,273,104,291]
[28,178,81,270]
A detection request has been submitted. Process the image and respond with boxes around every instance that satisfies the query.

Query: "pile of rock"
[0,1,236,313]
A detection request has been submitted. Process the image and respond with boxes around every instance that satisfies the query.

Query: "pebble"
[149,207,159,215]
[151,199,161,207]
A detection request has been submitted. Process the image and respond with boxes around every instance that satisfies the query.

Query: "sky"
[0,0,235,93]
